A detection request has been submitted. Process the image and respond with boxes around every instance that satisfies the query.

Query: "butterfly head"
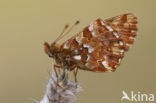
[44,21,80,58]
[44,42,60,58]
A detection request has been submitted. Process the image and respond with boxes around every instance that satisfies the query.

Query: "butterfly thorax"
[51,43,76,71]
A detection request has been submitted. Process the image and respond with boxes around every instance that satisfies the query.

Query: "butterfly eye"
[44,42,53,57]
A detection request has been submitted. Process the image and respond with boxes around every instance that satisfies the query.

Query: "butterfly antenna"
[56,20,80,42]
[54,24,69,43]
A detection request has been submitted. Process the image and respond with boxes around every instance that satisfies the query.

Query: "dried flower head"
[40,64,82,103]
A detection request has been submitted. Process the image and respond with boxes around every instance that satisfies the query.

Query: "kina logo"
[121,90,155,102]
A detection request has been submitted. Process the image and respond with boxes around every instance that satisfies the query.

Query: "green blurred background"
[0,0,156,103]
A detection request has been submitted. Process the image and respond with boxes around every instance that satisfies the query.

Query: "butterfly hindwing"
[61,13,137,72]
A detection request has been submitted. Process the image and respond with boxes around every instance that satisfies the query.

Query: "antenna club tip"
[65,24,69,28]
[75,20,80,25]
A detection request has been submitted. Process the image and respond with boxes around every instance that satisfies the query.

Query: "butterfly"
[44,13,137,81]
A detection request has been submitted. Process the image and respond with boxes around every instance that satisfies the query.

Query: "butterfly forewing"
[61,13,137,72]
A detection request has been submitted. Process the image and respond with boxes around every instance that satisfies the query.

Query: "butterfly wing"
[61,13,137,72]
[104,13,137,50]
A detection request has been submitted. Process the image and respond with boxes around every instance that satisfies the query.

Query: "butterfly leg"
[58,67,61,75]
[54,64,61,85]
[73,67,78,83]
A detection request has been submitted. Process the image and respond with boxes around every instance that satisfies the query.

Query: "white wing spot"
[106,25,113,31]
[118,58,122,63]
[75,36,81,45]
[86,55,90,61]
[63,41,69,49]
[126,43,130,46]
[74,49,78,54]
[73,55,81,60]
[131,30,136,33]
[91,31,96,37]
[113,32,119,38]
[101,21,113,31]
[83,44,94,53]
[119,41,124,46]
[101,21,106,26]
[102,60,112,70]
[129,36,135,40]
[88,24,97,37]
[120,49,124,54]
[88,24,93,31]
